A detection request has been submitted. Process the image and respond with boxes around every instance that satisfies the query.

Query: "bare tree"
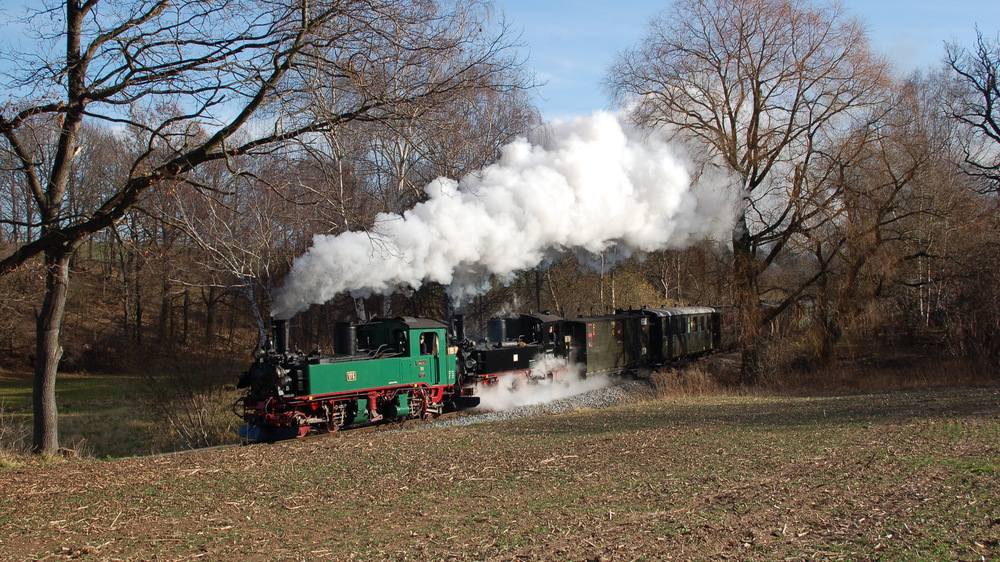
[607,0,888,382]
[938,33,1000,357]
[797,75,957,360]
[945,30,1000,193]
[166,162,287,344]
[0,0,528,455]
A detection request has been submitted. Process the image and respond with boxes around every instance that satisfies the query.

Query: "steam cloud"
[474,356,613,411]
[272,111,732,319]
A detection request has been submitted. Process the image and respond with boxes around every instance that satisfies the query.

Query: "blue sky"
[500,0,1000,120]
[1,0,995,121]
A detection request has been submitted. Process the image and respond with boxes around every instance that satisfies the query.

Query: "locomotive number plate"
[346,371,357,382]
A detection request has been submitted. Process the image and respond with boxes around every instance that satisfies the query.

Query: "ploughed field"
[1,385,998,561]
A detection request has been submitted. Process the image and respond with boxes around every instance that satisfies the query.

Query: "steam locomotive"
[236,307,722,441]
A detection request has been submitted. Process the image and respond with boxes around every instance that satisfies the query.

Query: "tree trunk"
[158,275,170,344]
[133,255,143,349]
[815,270,835,363]
[182,288,190,345]
[33,247,73,455]
[819,316,841,363]
[534,269,541,312]
[240,275,266,345]
[545,270,562,316]
[204,285,216,346]
[732,213,763,386]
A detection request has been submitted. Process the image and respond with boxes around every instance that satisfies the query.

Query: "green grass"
[0,370,238,458]
[1,372,154,457]
[0,371,145,408]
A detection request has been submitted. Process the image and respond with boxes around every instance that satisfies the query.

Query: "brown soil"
[2,386,999,561]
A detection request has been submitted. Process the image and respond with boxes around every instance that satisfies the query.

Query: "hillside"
[1,385,998,561]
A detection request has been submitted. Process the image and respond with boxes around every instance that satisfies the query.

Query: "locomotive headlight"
[252,346,265,360]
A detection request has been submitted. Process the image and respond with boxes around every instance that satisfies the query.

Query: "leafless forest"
[1,0,998,454]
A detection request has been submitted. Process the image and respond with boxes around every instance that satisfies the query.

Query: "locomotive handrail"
[231,396,246,418]
[369,344,406,360]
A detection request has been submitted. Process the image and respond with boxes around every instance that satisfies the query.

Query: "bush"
[0,405,31,466]
[138,355,243,452]
[649,362,730,398]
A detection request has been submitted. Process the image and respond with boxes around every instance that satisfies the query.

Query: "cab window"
[418,332,438,355]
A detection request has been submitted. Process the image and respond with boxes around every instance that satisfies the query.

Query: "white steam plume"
[272,111,732,319]
[474,356,613,411]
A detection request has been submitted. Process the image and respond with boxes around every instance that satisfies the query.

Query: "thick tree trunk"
[818,316,841,363]
[33,248,72,455]
[732,213,764,386]
[815,272,837,364]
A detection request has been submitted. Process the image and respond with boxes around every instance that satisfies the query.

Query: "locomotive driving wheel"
[416,388,444,420]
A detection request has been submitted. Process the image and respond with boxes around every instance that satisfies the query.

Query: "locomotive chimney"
[452,314,466,342]
[272,319,289,354]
